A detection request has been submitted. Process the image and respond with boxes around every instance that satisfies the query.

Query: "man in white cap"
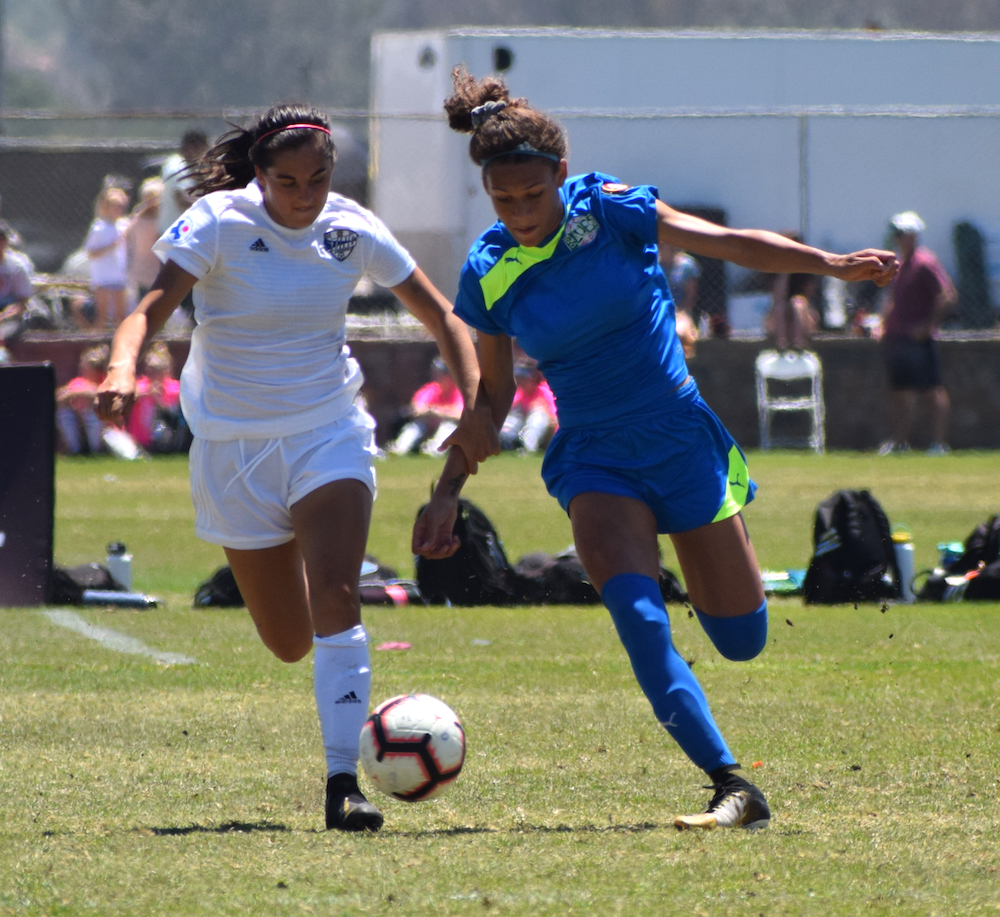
[878,211,956,455]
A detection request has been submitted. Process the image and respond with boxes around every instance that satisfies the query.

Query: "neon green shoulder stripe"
[479,225,565,311]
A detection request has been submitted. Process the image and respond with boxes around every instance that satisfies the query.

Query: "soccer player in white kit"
[97,104,499,832]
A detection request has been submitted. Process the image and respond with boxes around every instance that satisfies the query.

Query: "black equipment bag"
[414,499,517,606]
[415,499,689,607]
[941,514,1000,575]
[50,563,128,605]
[512,548,600,605]
[193,554,423,607]
[511,547,689,606]
[193,565,244,607]
[917,514,1000,601]
[803,489,900,604]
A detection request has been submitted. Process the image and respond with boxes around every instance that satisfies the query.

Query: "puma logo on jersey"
[249,238,269,252]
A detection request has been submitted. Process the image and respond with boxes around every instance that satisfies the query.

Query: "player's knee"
[252,616,314,663]
[695,601,768,661]
[267,635,313,663]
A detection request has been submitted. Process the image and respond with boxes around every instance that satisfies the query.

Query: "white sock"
[313,624,371,778]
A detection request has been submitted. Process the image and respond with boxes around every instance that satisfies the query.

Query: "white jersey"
[85,217,128,287]
[153,182,415,440]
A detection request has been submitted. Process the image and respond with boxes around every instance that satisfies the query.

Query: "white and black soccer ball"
[359,693,466,801]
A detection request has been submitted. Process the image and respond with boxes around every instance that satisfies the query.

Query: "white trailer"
[370,28,1000,315]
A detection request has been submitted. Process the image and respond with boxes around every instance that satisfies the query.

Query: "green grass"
[3,451,1000,916]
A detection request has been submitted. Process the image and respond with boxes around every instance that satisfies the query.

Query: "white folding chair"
[754,350,825,453]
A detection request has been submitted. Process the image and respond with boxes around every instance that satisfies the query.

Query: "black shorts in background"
[881,337,942,390]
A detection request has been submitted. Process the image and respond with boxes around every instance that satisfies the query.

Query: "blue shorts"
[541,379,756,534]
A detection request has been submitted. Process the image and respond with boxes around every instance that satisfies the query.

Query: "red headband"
[253,123,331,147]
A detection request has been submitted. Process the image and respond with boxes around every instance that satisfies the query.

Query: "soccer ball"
[359,693,466,801]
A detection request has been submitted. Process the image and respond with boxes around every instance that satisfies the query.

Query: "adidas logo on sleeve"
[249,238,269,252]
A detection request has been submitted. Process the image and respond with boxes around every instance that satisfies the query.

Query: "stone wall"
[9,333,1000,451]
[689,336,1000,451]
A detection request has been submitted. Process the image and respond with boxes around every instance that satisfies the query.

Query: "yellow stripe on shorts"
[712,445,751,523]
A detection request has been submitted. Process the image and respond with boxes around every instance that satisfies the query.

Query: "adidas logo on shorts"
[249,238,269,252]
[335,691,362,704]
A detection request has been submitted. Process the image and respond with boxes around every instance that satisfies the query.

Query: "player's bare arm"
[412,331,514,558]
[96,260,195,423]
[655,200,898,286]
[390,268,499,470]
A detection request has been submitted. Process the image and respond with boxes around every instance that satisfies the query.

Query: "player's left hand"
[831,249,899,287]
[412,496,461,559]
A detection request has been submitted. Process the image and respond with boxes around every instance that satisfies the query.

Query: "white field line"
[42,610,198,666]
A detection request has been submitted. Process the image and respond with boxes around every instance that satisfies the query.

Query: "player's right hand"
[95,373,136,424]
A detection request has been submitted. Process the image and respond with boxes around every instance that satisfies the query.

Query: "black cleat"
[325,773,384,832]
[674,770,771,831]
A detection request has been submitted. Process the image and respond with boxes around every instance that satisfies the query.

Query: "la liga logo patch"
[563,213,600,252]
[324,229,359,262]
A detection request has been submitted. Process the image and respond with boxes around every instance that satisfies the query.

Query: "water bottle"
[891,528,915,603]
[106,542,133,591]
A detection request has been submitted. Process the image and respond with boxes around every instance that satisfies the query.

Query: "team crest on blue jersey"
[563,213,600,252]
[168,218,193,244]
[324,229,359,262]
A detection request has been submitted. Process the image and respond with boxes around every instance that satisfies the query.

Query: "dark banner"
[0,363,56,606]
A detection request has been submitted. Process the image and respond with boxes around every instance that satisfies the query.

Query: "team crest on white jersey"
[324,229,359,262]
[168,218,193,244]
[563,213,600,252]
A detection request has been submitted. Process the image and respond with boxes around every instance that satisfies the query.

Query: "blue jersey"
[454,172,689,428]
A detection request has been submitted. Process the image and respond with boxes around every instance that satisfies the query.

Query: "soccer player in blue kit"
[413,69,898,829]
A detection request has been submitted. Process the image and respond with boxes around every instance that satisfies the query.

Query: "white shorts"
[190,405,378,549]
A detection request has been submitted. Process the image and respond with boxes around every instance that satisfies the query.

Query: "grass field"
[2,451,1000,916]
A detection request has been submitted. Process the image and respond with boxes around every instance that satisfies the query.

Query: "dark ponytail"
[444,67,567,168]
[192,103,337,196]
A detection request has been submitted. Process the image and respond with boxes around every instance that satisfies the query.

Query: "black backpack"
[917,514,1000,601]
[511,546,689,606]
[803,489,900,604]
[414,499,517,606]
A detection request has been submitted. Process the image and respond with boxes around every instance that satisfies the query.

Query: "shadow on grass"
[140,821,292,836]
[384,822,663,839]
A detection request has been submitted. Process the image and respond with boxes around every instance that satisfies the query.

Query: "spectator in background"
[158,130,209,326]
[389,357,464,455]
[84,187,130,329]
[127,341,184,452]
[56,344,110,455]
[660,242,700,358]
[0,194,32,260]
[0,220,35,346]
[500,361,558,452]
[158,129,209,235]
[126,177,164,302]
[765,271,820,350]
[878,210,957,456]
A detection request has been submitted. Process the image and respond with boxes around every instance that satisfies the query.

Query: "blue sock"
[694,601,768,661]
[601,573,734,773]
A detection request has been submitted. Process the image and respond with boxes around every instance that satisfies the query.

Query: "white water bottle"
[106,542,133,591]
[892,529,915,603]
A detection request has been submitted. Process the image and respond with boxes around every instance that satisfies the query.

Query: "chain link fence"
[3,107,999,336]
